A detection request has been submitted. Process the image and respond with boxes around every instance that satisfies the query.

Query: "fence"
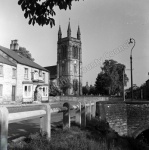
[0,101,97,150]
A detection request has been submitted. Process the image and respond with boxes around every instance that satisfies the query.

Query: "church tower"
[57,21,82,95]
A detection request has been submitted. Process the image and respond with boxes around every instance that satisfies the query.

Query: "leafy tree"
[60,80,72,95]
[17,47,35,61]
[88,85,96,95]
[18,0,80,27]
[95,59,129,96]
[50,81,62,96]
[82,86,89,95]
[95,72,110,95]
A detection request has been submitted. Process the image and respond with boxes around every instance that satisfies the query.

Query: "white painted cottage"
[0,40,49,103]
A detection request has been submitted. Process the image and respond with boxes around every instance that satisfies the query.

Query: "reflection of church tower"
[57,21,82,95]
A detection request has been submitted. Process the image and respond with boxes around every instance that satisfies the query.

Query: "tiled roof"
[0,45,48,72]
[0,55,16,67]
[44,65,57,79]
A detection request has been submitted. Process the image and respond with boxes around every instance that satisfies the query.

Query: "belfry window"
[73,46,78,59]
[62,64,65,73]
[74,65,77,74]
[61,45,67,59]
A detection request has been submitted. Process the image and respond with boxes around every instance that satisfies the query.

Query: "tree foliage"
[50,81,62,96]
[18,0,80,27]
[82,84,97,95]
[82,86,89,95]
[59,78,72,95]
[95,59,129,96]
[17,47,35,61]
[88,85,96,95]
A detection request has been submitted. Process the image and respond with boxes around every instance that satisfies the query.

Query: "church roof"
[0,55,16,67]
[0,45,48,72]
[44,65,57,80]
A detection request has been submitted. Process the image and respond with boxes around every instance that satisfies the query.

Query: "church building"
[45,21,82,95]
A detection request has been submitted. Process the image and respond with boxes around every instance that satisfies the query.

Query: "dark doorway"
[12,86,16,101]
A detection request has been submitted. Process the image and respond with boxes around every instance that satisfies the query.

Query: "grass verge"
[8,119,149,150]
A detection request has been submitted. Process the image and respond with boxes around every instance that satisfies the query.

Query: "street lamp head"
[129,38,133,44]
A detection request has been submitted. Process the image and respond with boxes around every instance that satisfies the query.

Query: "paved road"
[8,102,76,142]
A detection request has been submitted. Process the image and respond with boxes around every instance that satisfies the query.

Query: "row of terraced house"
[0,40,49,103]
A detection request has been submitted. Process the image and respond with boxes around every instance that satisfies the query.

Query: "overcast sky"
[0,0,149,88]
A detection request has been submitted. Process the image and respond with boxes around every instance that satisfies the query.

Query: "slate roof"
[0,55,16,67]
[0,45,48,72]
[44,65,57,79]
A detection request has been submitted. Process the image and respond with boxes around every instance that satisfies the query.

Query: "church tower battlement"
[57,21,82,95]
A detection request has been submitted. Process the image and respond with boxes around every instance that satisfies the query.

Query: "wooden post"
[81,102,86,128]
[86,102,91,121]
[91,101,96,118]
[40,104,51,139]
[0,107,9,150]
[75,102,81,127]
[99,103,106,121]
[63,102,70,129]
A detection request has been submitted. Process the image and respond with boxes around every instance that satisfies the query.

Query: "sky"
[0,0,149,88]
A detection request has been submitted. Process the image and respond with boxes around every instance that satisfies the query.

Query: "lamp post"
[123,66,125,101]
[129,38,135,101]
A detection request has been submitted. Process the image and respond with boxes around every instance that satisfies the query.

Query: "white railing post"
[75,102,81,127]
[40,104,51,139]
[63,102,70,129]
[91,101,96,118]
[0,107,8,150]
[86,102,91,121]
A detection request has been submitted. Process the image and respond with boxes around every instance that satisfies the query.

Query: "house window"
[0,65,3,76]
[12,68,16,78]
[23,85,32,97]
[43,73,45,81]
[42,86,48,97]
[0,84,3,97]
[24,68,28,79]
[39,70,42,77]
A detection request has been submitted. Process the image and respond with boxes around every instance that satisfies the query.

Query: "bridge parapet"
[96,101,149,137]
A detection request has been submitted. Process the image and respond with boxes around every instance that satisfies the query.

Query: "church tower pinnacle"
[67,19,71,38]
[77,25,81,40]
[58,25,62,40]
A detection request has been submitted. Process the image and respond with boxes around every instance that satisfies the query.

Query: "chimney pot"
[10,39,19,51]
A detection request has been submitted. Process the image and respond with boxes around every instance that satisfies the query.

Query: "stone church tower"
[57,21,82,95]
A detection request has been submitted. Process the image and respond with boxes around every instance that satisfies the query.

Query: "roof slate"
[44,65,57,79]
[0,55,16,67]
[0,45,48,72]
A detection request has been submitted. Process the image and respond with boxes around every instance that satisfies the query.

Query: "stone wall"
[96,101,149,137]
[126,102,149,137]
[49,96,109,102]
[96,102,127,136]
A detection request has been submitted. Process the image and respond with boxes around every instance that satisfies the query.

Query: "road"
[8,102,76,142]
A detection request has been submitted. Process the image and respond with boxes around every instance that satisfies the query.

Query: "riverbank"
[8,119,149,150]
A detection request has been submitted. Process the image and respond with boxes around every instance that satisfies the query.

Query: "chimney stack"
[10,40,19,51]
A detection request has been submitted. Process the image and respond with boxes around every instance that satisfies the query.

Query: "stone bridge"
[96,101,149,138]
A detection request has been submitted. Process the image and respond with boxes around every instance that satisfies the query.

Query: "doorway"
[12,86,16,101]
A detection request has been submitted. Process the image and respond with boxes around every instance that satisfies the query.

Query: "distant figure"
[34,85,42,102]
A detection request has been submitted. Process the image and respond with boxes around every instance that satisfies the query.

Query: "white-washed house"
[0,40,49,103]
